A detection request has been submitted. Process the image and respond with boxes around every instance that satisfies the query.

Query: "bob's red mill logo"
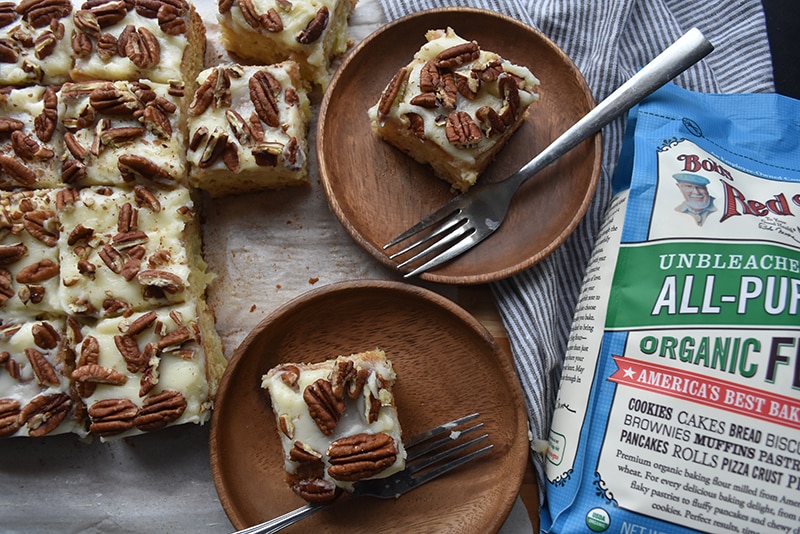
[677,153,800,223]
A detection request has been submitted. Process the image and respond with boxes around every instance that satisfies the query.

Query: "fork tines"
[404,413,493,487]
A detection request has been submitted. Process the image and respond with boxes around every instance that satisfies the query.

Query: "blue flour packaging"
[543,84,800,533]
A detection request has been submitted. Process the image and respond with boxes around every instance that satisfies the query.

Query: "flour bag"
[543,84,800,533]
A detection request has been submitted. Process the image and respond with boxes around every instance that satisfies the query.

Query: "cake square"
[0,315,88,438]
[217,0,356,89]
[57,185,209,318]
[186,62,311,197]
[0,0,75,86]
[0,86,63,189]
[0,189,62,315]
[367,27,540,192]
[69,0,206,89]
[261,349,406,503]
[58,79,188,188]
[72,300,226,440]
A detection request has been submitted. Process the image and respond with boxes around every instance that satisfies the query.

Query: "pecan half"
[0,3,17,29]
[0,243,27,265]
[476,106,506,137]
[25,348,59,387]
[434,41,480,69]
[498,74,520,126]
[327,432,398,481]
[16,258,58,283]
[114,333,147,373]
[249,70,281,127]
[0,398,21,437]
[11,131,53,160]
[88,398,137,437]
[0,39,17,63]
[296,6,328,44]
[293,478,338,503]
[16,0,71,29]
[73,9,101,37]
[89,82,139,115]
[156,325,192,350]
[77,335,100,367]
[405,112,425,140]
[19,393,70,437]
[96,32,118,59]
[134,389,186,431]
[445,111,482,148]
[23,209,58,246]
[32,321,59,349]
[303,378,344,436]
[72,363,127,385]
[84,0,128,28]
[34,87,57,141]
[0,117,24,135]
[137,269,184,295]
[118,24,160,68]
[377,67,408,120]
[133,185,161,212]
[127,310,157,335]
[118,154,175,184]
[0,155,36,186]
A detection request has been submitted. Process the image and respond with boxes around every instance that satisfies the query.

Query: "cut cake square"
[368,27,540,192]
[186,62,311,197]
[217,0,356,89]
[261,349,406,503]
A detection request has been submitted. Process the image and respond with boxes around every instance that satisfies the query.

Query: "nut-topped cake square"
[217,0,357,89]
[368,27,540,192]
[186,62,311,197]
[261,349,406,502]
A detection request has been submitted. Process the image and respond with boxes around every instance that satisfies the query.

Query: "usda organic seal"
[586,507,610,532]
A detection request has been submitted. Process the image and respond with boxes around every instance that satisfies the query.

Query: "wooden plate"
[318,7,601,285]
[210,280,529,533]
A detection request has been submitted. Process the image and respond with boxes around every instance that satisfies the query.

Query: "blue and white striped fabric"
[377,0,775,504]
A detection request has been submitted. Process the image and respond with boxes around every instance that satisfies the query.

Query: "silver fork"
[234,412,492,534]
[384,27,714,277]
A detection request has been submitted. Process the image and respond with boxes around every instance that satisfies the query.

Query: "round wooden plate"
[318,7,601,285]
[210,280,529,533]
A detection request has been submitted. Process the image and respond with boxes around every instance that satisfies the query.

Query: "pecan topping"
[187,69,217,116]
[88,398,137,437]
[327,432,398,481]
[62,158,87,184]
[377,67,408,120]
[114,333,148,373]
[0,398,21,437]
[20,393,70,437]
[133,185,161,212]
[25,348,60,387]
[11,131,53,160]
[293,478,338,503]
[476,106,506,137]
[0,155,36,186]
[16,258,58,283]
[96,32,118,59]
[278,414,294,438]
[118,154,175,184]
[72,363,127,385]
[237,0,261,29]
[16,0,71,29]
[249,70,281,127]
[330,359,354,398]
[23,209,58,246]
[32,321,59,349]
[303,378,344,436]
[455,72,479,99]
[77,335,100,367]
[127,310,157,335]
[100,126,145,146]
[0,4,17,29]
[99,244,123,273]
[276,364,300,388]
[0,39,17,63]
[73,9,101,37]
[434,41,480,69]
[409,92,437,108]
[141,103,172,138]
[84,0,128,28]
[419,60,440,93]
[261,7,283,32]
[0,243,27,265]
[138,349,159,396]
[55,187,79,210]
[134,389,186,431]
[405,112,425,140]
[498,74,520,126]
[118,25,160,68]
[137,269,184,295]
[0,117,24,135]
[445,111,482,148]
[218,0,233,14]
[89,82,139,115]
[296,5,328,44]
[34,87,58,142]
[0,270,14,305]
[225,109,252,145]
[156,325,192,350]
[290,440,323,463]
[437,72,458,109]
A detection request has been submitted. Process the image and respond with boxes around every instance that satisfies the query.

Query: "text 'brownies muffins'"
[368,27,540,192]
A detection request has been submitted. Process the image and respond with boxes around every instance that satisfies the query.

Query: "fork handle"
[510,27,714,188]
[233,503,327,534]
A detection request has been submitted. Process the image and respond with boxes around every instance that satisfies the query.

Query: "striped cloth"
[377,0,775,504]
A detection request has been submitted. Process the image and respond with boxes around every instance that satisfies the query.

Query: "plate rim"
[317,7,601,285]
[209,279,530,532]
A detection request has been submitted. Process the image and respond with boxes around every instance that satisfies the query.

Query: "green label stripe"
[606,241,800,329]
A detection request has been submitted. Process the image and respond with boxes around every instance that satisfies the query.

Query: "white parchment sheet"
[0,2,532,532]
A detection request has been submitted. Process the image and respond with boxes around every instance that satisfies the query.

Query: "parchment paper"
[0,2,531,532]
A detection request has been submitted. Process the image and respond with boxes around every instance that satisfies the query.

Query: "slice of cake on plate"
[186,62,311,197]
[368,27,540,192]
[217,0,357,89]
[262,349,406,502]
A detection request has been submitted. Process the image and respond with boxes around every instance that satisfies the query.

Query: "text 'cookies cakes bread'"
[368,27,540,192]
[262,349,406,503]
[217,0,357,89]
[186,62,311,197]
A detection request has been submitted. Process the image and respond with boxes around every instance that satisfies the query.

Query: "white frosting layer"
[0,10,75,86]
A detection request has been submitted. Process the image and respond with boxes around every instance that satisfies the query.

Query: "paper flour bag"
[542,84,800,534]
